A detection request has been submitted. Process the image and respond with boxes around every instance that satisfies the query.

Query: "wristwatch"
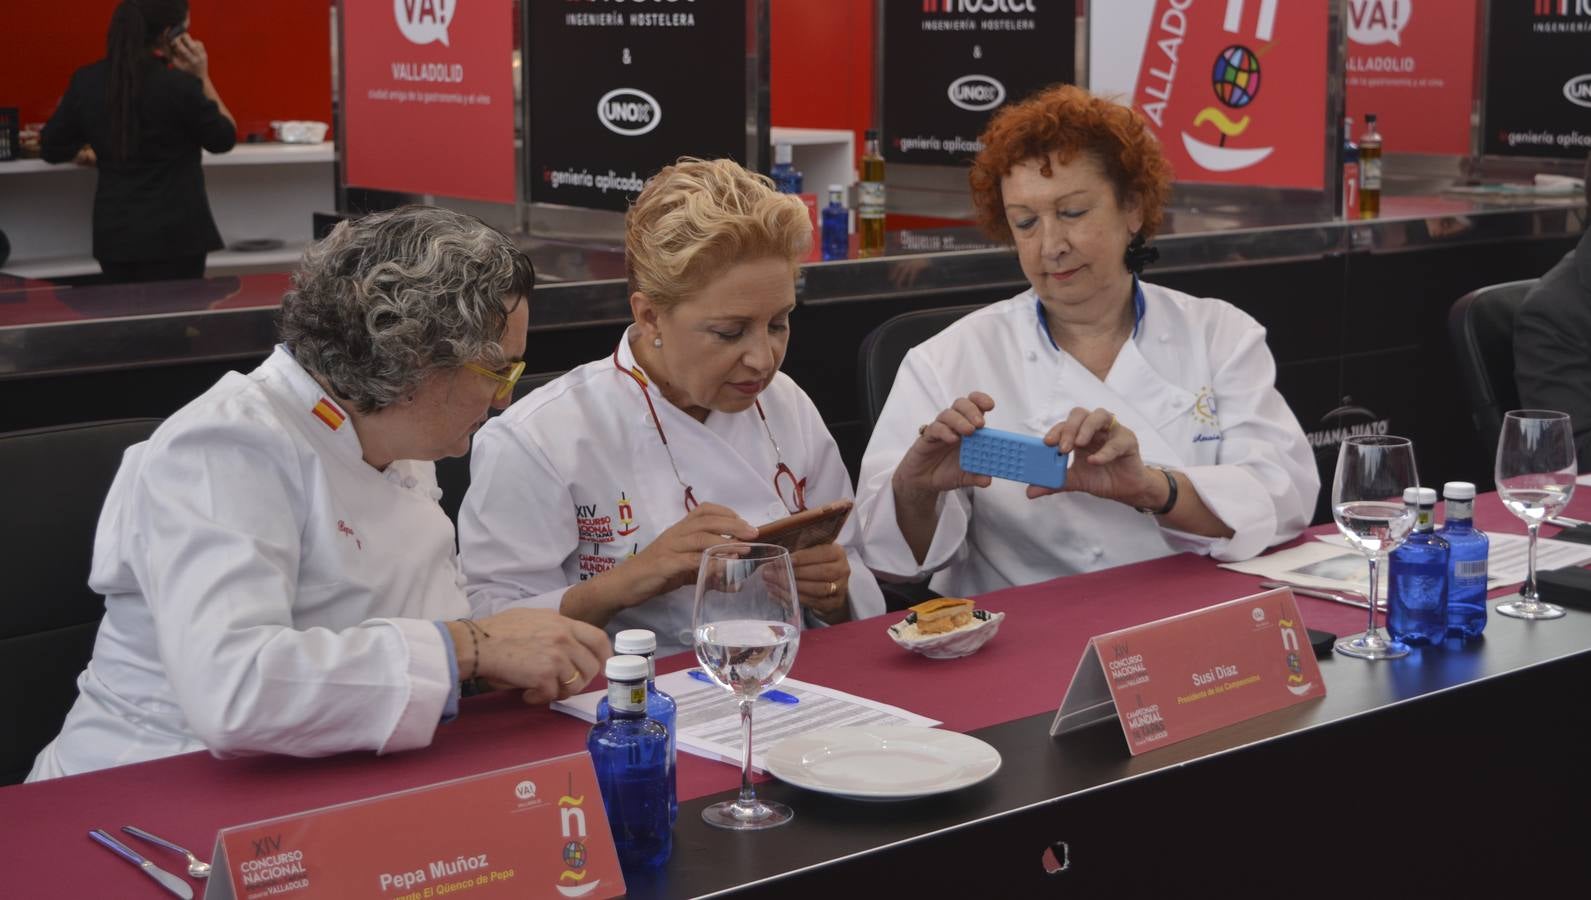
[1136,466,1179,516]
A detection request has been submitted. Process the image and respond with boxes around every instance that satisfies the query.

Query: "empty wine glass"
[1495,410,1577,620]
[1332,435,1420,660]
[693,543,801,830]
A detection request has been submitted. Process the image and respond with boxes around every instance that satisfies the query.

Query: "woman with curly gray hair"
[29,206,611,782]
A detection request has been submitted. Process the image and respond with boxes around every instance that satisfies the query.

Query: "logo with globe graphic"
[561,840,587,870]
[1211,45,1261,109]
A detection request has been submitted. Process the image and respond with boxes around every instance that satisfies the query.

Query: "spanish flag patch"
[311,397,345,431]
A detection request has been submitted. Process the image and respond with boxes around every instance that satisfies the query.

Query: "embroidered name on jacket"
[337,519,363,550]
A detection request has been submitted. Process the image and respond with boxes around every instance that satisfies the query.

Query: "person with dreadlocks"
[40,0,235,283]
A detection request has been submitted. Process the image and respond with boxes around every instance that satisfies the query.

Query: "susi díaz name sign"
[1052,587,1326,755]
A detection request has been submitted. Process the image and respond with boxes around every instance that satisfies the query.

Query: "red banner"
[1093,0,1328,190]
[342,0,516,203]
[1345,0,1478,156]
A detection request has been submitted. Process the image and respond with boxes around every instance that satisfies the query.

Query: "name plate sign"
[1051,588,1325,755]
[204,752,624,900]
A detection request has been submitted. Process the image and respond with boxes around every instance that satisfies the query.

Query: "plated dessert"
[888,598,1005,659]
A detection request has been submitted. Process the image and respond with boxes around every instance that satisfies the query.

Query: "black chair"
[0,417,162,785]
[435,370,565,530]
[856,305,988,610]
[857,303,987,427]
[1448,279,1537,460]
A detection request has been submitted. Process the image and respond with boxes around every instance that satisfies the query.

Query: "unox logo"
[597,88,662,136]
[394,0,454,47]
[1564,74,1591,108]
[948,74,1006,111]
[1347,0,1412,46]
[1182,0,1279,173]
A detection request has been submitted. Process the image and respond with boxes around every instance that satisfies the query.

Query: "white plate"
[764,726,1001,801]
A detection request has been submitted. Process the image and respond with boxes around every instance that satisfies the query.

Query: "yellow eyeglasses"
[463,359,527,401]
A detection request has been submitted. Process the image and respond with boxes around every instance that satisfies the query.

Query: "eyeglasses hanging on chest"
[613,349,808,516]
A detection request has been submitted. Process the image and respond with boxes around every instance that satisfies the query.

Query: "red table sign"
[1051,588,1325,755]
[203,753,624,900]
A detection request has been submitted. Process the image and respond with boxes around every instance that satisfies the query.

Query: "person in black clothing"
[41,0,236,283]
[1514,152,1591,472]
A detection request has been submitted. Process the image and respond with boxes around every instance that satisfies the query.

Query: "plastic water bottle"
[1387,486,1448,645]
[1439,481,1489,639]
[821,184,849,261]
[587,655,671,873]
[770,142,803,194]
[596,629,677,824]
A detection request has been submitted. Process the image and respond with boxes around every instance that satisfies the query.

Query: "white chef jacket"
[28,346,462,781]
[854,281,1319,598]
[458,329,886,655]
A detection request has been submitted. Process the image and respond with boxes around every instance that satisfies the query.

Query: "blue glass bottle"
[1388,487,1449,645]
[596,629,677,824]
[587,655,671,873]
[1439,481,1489,639]
[821,184,849,261]
[770,142,803,194]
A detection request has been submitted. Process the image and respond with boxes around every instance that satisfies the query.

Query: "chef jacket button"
[403,476,418,489]
[1159,333,1171,343]
[677,629,693,646]
[1091,546,1105,558]
[1026,351,1037,362]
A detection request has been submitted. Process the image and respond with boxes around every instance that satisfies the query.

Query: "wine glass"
[1495,410,1577,620]
[693,543,801,830]
[1332,435,1420,660]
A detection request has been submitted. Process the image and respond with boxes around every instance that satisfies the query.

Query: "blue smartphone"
[959,427,1068,490]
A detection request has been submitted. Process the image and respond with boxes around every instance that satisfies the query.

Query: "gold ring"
[1106,414,1117,432]
[827,581,838,597]
[560,671,580,686]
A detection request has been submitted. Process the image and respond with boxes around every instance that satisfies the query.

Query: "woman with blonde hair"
[460,158,884,653]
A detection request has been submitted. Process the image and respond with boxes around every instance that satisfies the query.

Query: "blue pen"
[686,668,799,704]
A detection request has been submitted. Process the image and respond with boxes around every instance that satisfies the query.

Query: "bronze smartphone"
[756,499,853,552]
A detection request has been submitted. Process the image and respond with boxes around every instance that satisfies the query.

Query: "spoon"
[121,826,212,880]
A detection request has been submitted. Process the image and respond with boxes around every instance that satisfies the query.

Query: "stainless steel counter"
[1,191,1583,379]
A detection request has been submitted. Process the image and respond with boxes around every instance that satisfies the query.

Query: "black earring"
[1124,233,1159,274]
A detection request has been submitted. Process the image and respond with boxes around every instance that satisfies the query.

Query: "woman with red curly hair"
[854,85,1317,596]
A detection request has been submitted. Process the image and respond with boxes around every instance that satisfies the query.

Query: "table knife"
[88,829,194,899]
